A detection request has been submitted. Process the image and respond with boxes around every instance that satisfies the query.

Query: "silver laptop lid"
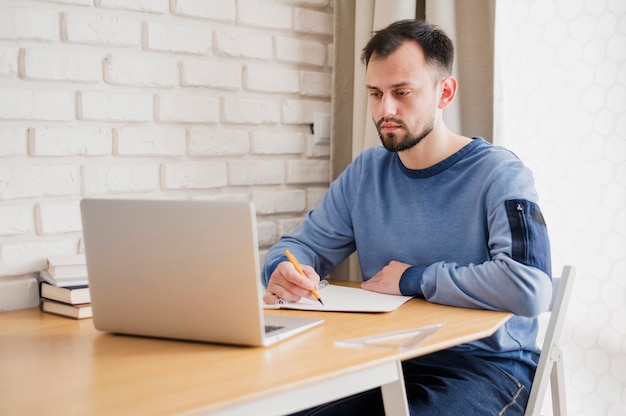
[80,198,268,346]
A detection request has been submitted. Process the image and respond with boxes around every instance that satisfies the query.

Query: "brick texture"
[0,0,333,312]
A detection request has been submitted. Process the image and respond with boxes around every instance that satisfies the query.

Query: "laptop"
[80,198,323,347]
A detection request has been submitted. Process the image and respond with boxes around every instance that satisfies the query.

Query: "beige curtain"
[331,0,495,281]
[426,0,496,140]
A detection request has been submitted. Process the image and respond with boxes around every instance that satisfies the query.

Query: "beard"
[375,116,434,152]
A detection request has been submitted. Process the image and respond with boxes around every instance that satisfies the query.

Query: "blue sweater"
[261,138,552,388]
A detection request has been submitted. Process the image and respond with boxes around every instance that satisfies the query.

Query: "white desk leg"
[380,360,409,415]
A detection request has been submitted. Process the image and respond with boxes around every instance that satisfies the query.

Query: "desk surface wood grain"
[0,285,510,415]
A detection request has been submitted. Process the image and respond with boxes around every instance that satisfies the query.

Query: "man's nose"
[378,95,397,118]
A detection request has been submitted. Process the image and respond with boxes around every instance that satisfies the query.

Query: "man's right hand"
[263,261,321,304]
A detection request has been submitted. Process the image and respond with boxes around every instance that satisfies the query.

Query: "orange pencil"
[284,249,324,305]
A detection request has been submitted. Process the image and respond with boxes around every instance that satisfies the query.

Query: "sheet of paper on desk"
[263,281,413,313]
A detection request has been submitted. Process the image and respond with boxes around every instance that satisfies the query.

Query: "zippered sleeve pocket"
[505,199,551,275]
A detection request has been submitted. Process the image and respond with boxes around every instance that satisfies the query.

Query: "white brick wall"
[275,36,328,66]
[0,8,58,41]
[117,127,186,156]
[252,131,305,154]
[0,0,333,311]
[31,127,113,155]
[65,13,142,47]
[214,30,273,59]
[24,48,103,82]
[0,46,19,76]
[245,65,300,93]
[79,91,153,121]
[82,163,160,194]
[104,54,178,87]
[100,0,169,14]
[222,97,280,124]
[0,128,27,155]
[173,0,236,22]
[145,22,212,54]
[238,0,292,30]
[1,89,75,121]
[188,128,250,156]
[181,60,242,90]
[158,95,220,123]
[0,204,35,236]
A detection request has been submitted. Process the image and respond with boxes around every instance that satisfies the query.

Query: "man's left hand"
[361,260,411,295]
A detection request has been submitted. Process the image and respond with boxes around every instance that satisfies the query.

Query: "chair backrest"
[524,265,576,416]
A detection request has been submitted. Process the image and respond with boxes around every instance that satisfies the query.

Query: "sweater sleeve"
[260,157,360,286]
[413,162,553,318]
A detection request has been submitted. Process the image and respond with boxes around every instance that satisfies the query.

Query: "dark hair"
[361,19,454,76]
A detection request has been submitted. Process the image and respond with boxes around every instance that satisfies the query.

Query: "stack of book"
[39,254,92,320]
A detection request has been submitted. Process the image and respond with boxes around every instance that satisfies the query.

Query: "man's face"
[366,40,441,152]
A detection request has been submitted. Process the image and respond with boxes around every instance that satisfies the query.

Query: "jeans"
[290,349,531,416]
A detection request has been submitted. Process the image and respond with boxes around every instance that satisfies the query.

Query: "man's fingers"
[263,290,280,304]
[279,262,316,289]
[265,281,306,303]
[264,261,321,305]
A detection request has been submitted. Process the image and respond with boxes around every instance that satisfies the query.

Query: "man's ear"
[438,76,457,109]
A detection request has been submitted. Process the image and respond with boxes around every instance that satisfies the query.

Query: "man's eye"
[396,90,410,96]
[369,91,382,97]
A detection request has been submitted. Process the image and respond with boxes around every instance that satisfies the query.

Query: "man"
[262,19,552,415]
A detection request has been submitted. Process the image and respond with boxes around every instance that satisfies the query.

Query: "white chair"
[524,265,576,416]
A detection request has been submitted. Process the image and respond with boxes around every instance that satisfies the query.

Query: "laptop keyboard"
[265,325,284,334]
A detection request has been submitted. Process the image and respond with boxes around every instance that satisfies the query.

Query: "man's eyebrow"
[366,82,412,90]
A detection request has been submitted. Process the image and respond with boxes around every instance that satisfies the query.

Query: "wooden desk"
[0,297,510,415]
